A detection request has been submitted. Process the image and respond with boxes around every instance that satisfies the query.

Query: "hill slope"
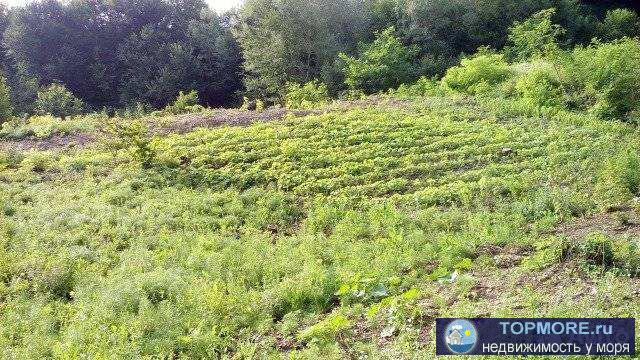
[0,95,639,358]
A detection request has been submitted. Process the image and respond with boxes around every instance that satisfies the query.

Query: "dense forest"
[0,0,637,116]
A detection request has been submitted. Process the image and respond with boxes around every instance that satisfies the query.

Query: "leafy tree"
[237,0,371,101]
[340,27,419,94]
[35,83,84,118]
[3,0,242,110]
[0,73,12,122]
[597,8,640,41]
[514,62,564,107]
[5,61,38,115]
[368,0,594,76]
[505,8,566,61]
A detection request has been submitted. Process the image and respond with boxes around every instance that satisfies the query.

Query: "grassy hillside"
[1,94,639,358]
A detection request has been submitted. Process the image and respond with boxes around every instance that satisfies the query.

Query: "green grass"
[0,95,639,358]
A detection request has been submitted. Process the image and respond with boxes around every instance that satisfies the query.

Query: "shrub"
[505,8,565,62]
[0,149,24,170]
[104,119,155,169]
[569,38,640,119]
[580,233,615,267]
[597,8,640,42]
[164,90,203,115]
[338,89,366,101]
[611,237,640,276]
[20,150,56,173]
[118,102,154,118]
[594,148,640,209]
[0,74,12,123]
[340,27,419,94]
[35,261,76,300]
[442,50,512,94]
[514,61,564,107]
[35,84,84,119]
[297,313,351,344]
[390,77,442,98]
[284,80,330,109]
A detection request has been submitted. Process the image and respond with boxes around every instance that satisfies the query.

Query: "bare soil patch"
[0,97,414,151]
[0,132,96,151]
[553,209,640,240]
[157,108,321,135]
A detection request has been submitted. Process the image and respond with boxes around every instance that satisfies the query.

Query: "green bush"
[297,313,351,344]
[580,233,615,267]
[164,90,203,115]
[595,148,640,209]
[597,8,640,42]
[514,61,564,107]
[442,50,512,94]
[104,119,155,169]
[338,89,366,101]
[390,77,443,98]
[0,114,98,140]
[340,27,419,94]
[505,8,565,62]
[0,74,12,123]
[35,84,84,119]
[284,80,330,109]
[569,38,640,119]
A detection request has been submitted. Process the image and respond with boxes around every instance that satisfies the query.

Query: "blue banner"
[436,318,635,356]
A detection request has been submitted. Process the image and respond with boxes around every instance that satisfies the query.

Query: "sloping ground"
[553,205,640,240]
[0,95,638,358]
[0,97,412,151]
[0,107,310,151]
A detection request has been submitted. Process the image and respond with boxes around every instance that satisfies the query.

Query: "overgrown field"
[1,95,639,358]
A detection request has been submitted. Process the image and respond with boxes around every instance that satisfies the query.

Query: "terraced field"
[0,95,639,358]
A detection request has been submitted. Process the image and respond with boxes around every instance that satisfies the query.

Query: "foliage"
[514,61,564,107]
[340,27,419,94]
[338,89,366,101]
[569,38,640,119]
[5,62,38,115]
[0,114,98,140]
[237,0,369,101]
[594,148,640,209]
[104,118,155,168]
[0,74,12,122]
[164,90,203,115]
[390,77,443,98]
[1,93,640,356]
[442,50,513,94]
[597,8,640,41]
[4,0,242,110]
[117,11,243,108]
[0,0,632,112]
[34,84,84,119]
[284,80,330,109]
[505,8,566,61]
[580,233,615,266]
[3,0,640,357]
[297,313,351,344]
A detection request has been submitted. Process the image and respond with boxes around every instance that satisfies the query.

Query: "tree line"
[0,0,637,118]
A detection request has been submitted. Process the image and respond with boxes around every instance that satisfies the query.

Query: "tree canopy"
[0,0,636,114]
